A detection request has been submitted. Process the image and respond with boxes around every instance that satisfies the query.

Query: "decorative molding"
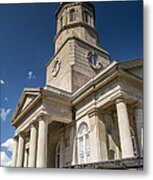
[37,112,49,122]
[115,98,126,105]
[87,107,100,118]
[29,119,37,128]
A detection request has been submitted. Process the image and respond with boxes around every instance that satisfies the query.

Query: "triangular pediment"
[12,88,41,121]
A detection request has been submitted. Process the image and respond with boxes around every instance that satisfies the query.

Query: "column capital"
[13,135,18,140]
[115,98,126,105]
[18,132,25,138]
[37,112,48,121]
[87,108,100,118]
[29,119,37,128]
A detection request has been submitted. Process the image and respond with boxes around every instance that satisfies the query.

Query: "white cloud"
[0,79,5,85]
[1,138,14,152]
[5,97,8,101]
[0,108,12,121]
[0,151,12,167]
[27,71,36,80]
[1,138,13,167]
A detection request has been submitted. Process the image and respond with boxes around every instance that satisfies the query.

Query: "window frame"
[69,9,76,22]
[77,122,90,164]
[83,10,89,24]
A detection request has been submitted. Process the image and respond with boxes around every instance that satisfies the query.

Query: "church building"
[11,2,143,169]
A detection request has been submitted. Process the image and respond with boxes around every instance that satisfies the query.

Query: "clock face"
[89,54,97,66]
[87,51,102,70]
[52,60,61,77]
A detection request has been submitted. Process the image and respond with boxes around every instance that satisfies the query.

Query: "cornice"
[71,63,143,106]
[54,22,98,43]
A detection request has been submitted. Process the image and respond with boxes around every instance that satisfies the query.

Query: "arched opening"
[77,122,90,164]
[69,9,76,22]
[55,143,61,168]
[83,10,89,23]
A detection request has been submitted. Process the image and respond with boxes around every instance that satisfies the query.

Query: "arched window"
[55,143,61,168]
[83,11,89,23]
[69,9,76,22]
[130,127,138,156]
[78,122,90,164]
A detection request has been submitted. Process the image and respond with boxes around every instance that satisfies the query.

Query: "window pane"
[79,137,83,155]
[70,9,76,22]
[78,123,88,136]
[83,11,89,23]
[85,134,90,155]
[78,122,90,164]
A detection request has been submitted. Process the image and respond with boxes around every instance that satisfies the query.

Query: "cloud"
[1,138,13,167]
[1,138,14,152]
[5,97,8,101]
[27,71,36,80]
[0,79,5,84]
[1,151,12,167]
[0,108,12,121]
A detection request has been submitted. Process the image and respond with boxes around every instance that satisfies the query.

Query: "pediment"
[12,88,41,121]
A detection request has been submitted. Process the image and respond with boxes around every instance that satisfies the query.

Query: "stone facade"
[11,2,143,169]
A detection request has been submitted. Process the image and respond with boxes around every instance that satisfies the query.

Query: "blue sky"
[0,1,143,166]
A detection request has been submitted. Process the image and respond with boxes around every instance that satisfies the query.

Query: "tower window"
[69,9,76,22]
[83,11,89,23]
[60,16,63,28]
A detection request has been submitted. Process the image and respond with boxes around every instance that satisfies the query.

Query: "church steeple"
[46,2,110,93]
[54,2,99,52]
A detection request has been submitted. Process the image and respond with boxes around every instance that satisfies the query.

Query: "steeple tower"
[46,2,110,93]
[54,2,98,52]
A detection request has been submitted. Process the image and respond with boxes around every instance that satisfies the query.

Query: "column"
[116,98,134,158]
[135,107,143,156]
[88,108,108,162]
[11,136,18,167]
[16,133,25,167]
[28,123,37,167]
[23,149,28,167]
[36,114,48,168]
